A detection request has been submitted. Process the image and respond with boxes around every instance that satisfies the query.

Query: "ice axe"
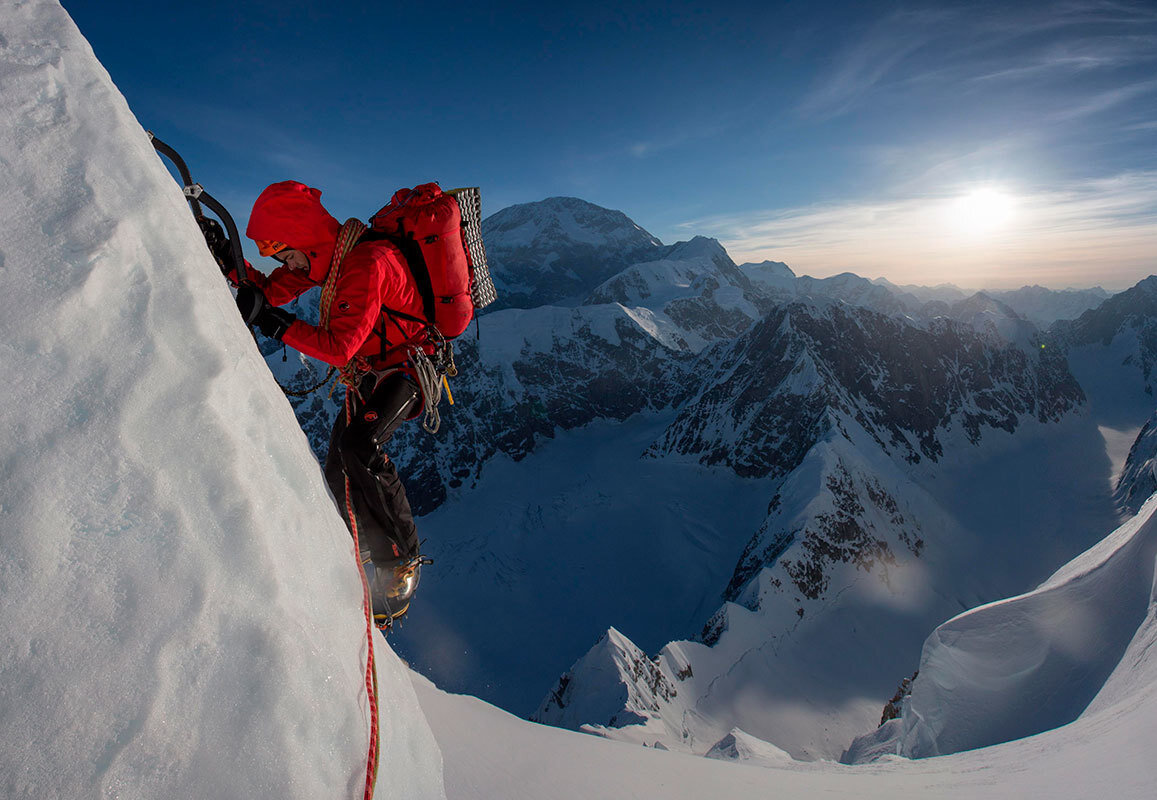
[148,131,251,289]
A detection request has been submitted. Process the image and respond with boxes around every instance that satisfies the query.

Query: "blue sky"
[65,0,1157,289]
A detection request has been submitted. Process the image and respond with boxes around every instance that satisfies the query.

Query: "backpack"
[368,183,496,339]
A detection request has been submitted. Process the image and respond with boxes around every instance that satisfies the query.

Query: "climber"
[235,180,429,628]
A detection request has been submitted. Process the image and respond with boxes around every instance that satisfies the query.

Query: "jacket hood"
[246,181,341,282]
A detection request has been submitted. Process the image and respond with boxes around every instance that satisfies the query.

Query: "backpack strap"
[358,228,437,327]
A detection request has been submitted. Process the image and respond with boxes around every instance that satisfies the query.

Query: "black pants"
[324,371,421,564]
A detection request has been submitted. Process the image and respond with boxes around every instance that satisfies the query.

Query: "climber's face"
[274,248,311,273]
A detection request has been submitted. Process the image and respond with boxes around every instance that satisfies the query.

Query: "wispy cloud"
[684,172,1157,290]
[796,2,1157,123]
[795,9,952,120]
[1049,77,1157,122]
[626,120,733,160]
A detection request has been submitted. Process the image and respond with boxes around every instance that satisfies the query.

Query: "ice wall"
[0,2,444,797]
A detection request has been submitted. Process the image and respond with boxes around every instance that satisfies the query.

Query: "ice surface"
[0,3,443,797]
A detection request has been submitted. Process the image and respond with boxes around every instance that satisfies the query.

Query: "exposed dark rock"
[880,671,919,727]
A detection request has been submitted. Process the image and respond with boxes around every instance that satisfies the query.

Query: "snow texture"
[0,3,444,797]
[416,662,1157,800]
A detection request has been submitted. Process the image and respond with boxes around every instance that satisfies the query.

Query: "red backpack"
[369,183,494,339]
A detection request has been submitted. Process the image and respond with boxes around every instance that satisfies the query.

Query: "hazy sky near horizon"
[65,0,1157,290]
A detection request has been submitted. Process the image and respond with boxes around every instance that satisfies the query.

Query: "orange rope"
[320,218,367,329]
[319,218,378,398]
[344,392,381,800]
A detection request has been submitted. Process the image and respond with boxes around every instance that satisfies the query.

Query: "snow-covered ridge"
[991,284,1111,327]
[1116,411,1157,513]
[847,491,1157,761]
[648,300,1081,478]
[0,4,443,797]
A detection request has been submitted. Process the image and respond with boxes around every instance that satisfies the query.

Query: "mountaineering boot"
[368,556,426,630]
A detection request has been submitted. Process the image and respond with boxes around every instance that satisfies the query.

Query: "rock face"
[388,304,701,514]
[648,302,1082,480]
[720,449,926,616]
[1116,412,1157,514]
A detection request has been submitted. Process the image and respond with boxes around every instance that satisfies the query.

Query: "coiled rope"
[407,345,445,434]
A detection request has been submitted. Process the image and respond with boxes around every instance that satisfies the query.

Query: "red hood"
[246,181,341,282]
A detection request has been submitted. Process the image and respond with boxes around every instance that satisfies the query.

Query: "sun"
[948,187,1017,235]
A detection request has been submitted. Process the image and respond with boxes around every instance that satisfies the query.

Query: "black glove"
[254,305,296,340]
[197,216,234,276]
[235,284,267,326]
[235,285,296,339]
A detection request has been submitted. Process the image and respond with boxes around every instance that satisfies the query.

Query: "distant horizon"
[483,192,1140,295]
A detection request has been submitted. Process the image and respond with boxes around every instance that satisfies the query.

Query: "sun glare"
[948,188,1017,236]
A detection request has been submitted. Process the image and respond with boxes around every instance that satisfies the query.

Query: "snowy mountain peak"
[705,729,794,766]
[742,259,796,278]
[662,235,730,263]
[531,627,680,733]
[482,197,664,309]
[987,284,1112,326]
[951,291,1019,317]
[1075,275,1157,329]
[1057,276,1157,383]
[945,292,1038,347]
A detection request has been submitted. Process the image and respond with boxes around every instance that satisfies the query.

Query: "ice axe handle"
[147,132,250,287]
[189,186,250,287]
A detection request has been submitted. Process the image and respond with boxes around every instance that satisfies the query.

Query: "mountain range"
[260,195,1154,760]
[10,4,1157,796]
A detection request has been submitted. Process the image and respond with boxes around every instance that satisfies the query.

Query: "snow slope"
[416,665,1157,800]
[846,492,1157,763]
[0,3,443,797]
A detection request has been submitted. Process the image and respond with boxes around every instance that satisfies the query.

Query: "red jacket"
[244,181,428,368]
